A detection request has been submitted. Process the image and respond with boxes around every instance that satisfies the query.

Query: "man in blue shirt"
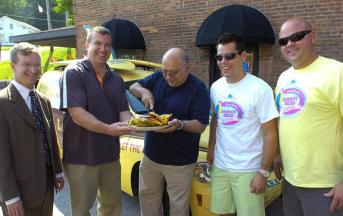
[130,48,210,216]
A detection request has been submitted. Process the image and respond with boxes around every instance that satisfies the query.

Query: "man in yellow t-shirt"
[275,17,343,216]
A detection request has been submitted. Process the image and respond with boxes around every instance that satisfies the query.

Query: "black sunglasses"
[278,30,312,46]
[215,52,237,61]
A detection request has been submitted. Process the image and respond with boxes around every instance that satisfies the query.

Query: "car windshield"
[36,71,62,109]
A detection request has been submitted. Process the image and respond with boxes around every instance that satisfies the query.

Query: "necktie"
[29,90,51,165]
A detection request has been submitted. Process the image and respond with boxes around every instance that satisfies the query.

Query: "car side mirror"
[126,90,148,114]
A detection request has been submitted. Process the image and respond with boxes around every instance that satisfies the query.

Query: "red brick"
[73,0,343,87]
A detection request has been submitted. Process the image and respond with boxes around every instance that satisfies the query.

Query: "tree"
[0,0,28,20]
[27,0,66,30]
[0,0,66,30]
[53,0,73,26]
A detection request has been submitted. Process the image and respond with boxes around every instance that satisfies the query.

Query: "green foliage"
[53,0,72,13]
[0,0,28,16]
[0,60,13,80]
[0,47,76,80]
[0,46,12,51]
[40,46,76,71]
[0,0,67,30]
[53,0,73,25]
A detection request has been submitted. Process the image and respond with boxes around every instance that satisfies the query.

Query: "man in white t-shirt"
[207,33,279,216]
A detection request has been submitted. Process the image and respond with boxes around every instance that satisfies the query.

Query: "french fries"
[129,112,172,127]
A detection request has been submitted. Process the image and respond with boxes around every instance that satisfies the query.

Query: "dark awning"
[196,5,275,47]
[9,27,76,47]
[102,19,146,50]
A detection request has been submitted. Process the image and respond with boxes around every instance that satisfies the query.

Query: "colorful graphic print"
[276,86,306,117]
[216,101,244,127]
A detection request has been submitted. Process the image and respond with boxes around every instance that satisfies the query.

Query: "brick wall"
[73,0,343,87]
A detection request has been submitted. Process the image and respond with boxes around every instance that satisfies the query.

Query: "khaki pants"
[64,161,121,216]
[139,156,195,216]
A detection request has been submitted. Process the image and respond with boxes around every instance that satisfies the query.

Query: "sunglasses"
[215,52,237,61]
[278,30,312,46]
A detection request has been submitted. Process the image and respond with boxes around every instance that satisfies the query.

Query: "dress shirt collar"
[11,80,34,101]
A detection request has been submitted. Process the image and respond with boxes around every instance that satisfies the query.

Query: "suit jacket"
[0,83,62,209]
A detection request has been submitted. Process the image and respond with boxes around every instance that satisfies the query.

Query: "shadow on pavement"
[53,181,140,216]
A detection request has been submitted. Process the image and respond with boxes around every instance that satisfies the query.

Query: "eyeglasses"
[19,63,41,69]
[278,30,312,46]
[162,64,188,77]
[215,52,237,61]
[91,41,112,50]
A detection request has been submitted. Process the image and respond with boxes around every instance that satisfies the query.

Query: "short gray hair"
[86,26,112,43]
[10,42,40,63]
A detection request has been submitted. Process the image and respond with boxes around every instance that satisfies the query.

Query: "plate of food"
[129,112,172,132]
[131,125,171,131]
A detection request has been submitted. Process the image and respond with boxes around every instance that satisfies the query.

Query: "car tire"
[131,162,140,196]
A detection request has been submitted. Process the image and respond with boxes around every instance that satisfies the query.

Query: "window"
[10,24,13,29]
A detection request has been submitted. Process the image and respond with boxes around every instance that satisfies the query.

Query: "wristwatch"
[176,120,185,130]
[258,169,270,178]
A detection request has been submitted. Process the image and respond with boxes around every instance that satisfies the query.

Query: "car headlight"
[194,162,212,183]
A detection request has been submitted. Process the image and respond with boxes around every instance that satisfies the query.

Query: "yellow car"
[36,59,282,216]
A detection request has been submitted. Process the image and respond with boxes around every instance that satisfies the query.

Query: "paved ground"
[52,181,283,216]
[53,181,140,216]
[1,181,283,216]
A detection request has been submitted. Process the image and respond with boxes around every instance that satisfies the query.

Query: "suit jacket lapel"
[7,83,38,130]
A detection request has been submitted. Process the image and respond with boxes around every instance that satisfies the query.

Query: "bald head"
[161,48,190,87]
[279,17,318,69]
[280,17,313,37]
[162,48,189,66]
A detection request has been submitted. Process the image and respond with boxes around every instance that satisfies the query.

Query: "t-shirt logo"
[216,101,244,127]
[276,81,306,117]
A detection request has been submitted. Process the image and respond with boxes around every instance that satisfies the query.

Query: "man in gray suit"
[0,42,64,216]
